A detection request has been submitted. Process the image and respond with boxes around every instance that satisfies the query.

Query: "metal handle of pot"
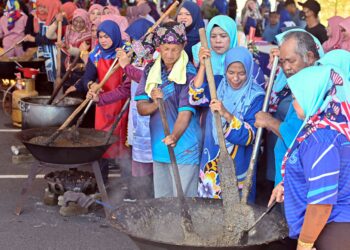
[18,100,29,112]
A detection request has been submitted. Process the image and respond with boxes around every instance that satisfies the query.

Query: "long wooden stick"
[44,58,122,146]
[148,1,179,33]
[55,20,62,88]
[157,97,193,232]
[45,0,181,145]
[0,37,25,57]
[48,55,80,105]
[199,28,240,203]
[241,56,279,203]
[199,28,240,234]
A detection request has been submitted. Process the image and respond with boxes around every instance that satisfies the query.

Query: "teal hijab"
[281,65,350,177]
[317,49,350,81]
[192,15,238,76]
[212,47,265,145]
[273,28,325,92]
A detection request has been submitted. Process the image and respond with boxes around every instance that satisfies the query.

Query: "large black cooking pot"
[19,96,82,129]
[110,197,288,250]
[17,127,117,164]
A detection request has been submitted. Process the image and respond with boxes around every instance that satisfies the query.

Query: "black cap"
[298,0,321,16]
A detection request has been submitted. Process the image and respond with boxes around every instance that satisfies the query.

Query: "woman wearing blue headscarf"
[191,47,265,201]
[176,1,204,63]
[76,20,130,182]
[317,49,350,81]
[270,65,350,249]
[192,15,237,77]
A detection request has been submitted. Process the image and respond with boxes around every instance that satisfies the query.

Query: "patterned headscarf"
[153,22,187,46]
[4,0,22,31]
[281,65,350,178]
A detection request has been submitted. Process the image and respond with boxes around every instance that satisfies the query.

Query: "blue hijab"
[192,15,238,76]
[212,0,228,15]
[273,28,325,92]
[317,49,350,81]
[125,18,153,41]
[212,47,265,145]
[177,1,204,62]
[90,20,123,61]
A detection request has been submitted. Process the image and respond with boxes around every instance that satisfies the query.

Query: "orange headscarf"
[60,2,77,22]
[34,0,61,33]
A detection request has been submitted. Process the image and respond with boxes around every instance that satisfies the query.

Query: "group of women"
[1,0,350,248]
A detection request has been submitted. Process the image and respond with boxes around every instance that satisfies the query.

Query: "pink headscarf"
[65,9,91,48]
[88,4,104,14]
[101,14,129,41]
[103,5,120,15]
[322,16,344,53]
[91,19,101,49]
[339,17,350,52]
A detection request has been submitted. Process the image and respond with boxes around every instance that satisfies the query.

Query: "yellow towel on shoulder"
[145,50,189,97]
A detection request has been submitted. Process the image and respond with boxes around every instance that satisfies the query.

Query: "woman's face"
[210,26,230,55]
[73,17,85,32]
[98,31,113,49]
[292,96,305,120]
[103,8,111,15]
[326,24,332,37]
[92,25,97,38]
[226,62,247,90]
[341,27,350,41]
[90,9,101,22]
[177,8,193,28]
[37,4,48,16]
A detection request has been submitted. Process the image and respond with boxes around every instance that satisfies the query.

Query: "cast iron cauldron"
[110,197,288,250]
[19,96,82,129]
[17,127,117,164]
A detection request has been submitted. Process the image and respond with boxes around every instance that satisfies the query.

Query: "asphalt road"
[0,107,139,250]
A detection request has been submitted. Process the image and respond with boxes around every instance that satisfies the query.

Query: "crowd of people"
[1,0,350,249]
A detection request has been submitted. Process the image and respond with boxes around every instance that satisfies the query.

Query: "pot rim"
[20,96,82,107]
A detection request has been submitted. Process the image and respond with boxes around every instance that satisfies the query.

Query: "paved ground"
[0,106,140,250]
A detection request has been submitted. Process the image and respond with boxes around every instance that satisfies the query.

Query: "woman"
[175,0,204,63]
[101,6,129,41]
[23,0,61,82]
[317,49,350,81]
[322,16,345,53]
[242,0,262,36]
[270,65,350,250]
[89,18,154,199]
[190,47,265,200]
[62,9,91,59]
[339,17,350,52]
[192,15,264,87]
[60,9,91,90]
[192,15,237,77]
[0,0,28,58]
[77,20,130,182]
[88,4,103,23]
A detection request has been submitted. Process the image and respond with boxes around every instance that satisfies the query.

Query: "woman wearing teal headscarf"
[192,15,237,76]
[317,49,350,81]
[191,47,265,201]
[270,65,350,249]
[262,28,325,185]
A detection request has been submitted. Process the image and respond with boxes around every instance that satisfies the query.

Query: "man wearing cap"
[135,21,201,198]
[298,0,327,43]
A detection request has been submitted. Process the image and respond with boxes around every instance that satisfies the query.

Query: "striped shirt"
[284,129,350,239]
